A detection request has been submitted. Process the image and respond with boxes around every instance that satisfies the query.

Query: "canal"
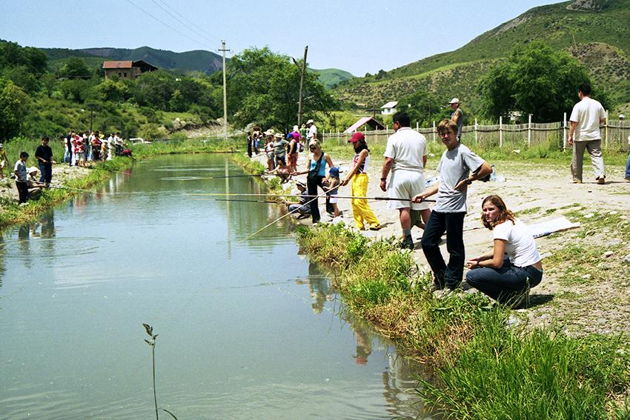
[0,154,429,419]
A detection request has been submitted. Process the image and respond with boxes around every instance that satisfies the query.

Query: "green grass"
[296,223,629,418]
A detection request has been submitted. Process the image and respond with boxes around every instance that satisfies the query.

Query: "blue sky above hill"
[0,0,558,75]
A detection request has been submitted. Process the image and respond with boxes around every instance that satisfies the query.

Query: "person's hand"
[568,136,574,146]
[454,178,472,192]
[465,257,481,269]
[340,179,349,187]
[379,179,387,192]
[412,193,425,203]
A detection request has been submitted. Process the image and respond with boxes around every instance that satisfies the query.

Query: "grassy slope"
[310,68,355,89]
[336,0,630,111]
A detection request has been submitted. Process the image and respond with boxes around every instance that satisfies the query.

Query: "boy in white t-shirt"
[568,83,606,184]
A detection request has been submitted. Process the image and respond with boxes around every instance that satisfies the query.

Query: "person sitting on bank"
[266,159,292,183]
[465,195,543,307]
[287,181,311,219]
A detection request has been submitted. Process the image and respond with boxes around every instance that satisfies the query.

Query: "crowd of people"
[3,129,131,205]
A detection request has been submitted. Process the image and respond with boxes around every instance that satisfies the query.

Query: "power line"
[152,0,216,46]
[124,0,209,48]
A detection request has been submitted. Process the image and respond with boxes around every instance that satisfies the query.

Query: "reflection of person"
[353,326,372,365]
[380,112,430,249]
[465,195,543,307]
[341,132,380,230]
[449,98,464,140]
[568,83,606,184]
[35,136,54,187]
[414,119,492,290]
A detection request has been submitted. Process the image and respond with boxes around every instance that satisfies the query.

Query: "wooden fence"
[321,114,630,151]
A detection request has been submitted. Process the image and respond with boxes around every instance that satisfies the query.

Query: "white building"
[381,101,398,115]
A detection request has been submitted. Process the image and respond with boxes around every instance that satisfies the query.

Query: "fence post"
[605,110,609,149]
[527,114,532,148]
[474,118,478,144]
[499,116,503,148]
[386,125,389,137]
[563,112,567,150]
[432,121,436,142]
[416,121,419,131]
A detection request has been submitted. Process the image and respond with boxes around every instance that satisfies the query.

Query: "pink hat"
[348,132,365,143]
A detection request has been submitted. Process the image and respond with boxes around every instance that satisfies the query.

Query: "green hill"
[336,0,630,113]
[310,68,355,89]
[42,46,223,74]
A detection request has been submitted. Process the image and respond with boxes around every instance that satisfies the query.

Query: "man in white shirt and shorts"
[380,112,431,249]
[568,83,606,184]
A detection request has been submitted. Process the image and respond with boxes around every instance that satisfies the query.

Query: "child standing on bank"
[14,152,29,204]
[325,166,342,218]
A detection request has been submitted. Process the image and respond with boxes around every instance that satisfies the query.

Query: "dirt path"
[275,151,630,338]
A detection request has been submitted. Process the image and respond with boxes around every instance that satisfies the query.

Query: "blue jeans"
[39,162,52,184]
[466,257,543,304]
[421,211,466,289]
[625,153,630,179]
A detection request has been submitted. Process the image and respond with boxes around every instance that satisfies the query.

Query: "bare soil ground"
[275,152,630,338]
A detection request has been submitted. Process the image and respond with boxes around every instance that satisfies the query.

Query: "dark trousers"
[247,141,253,158]
[421,211,466,289]
[307,175,325,223]
[16,181,29,203]
[466,258,543,304]
[39,162,52,184]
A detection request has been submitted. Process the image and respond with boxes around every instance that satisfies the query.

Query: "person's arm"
[325,153,334,169]
[454,161,493,191]
[467,239,506,269]
[412,184,439,202]
[568,121,578,145]
[380,157,394,192]
[293,158,312,175]
[422,154,427,168]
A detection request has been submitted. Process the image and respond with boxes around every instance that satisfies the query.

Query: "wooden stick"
[188,192,435,202]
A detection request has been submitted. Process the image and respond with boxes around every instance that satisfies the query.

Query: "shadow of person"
[525,293,554,308]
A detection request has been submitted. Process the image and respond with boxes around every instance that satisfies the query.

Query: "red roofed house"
[102,60,158,80]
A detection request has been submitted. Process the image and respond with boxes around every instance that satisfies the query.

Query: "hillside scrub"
[296,223,629,418]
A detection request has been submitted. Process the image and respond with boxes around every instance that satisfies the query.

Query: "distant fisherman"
[449,98,464,141]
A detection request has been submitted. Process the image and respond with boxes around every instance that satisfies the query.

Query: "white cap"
[306,119,314,124]
[449,98,461,104]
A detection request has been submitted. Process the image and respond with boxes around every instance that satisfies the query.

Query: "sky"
[0,0,560,75]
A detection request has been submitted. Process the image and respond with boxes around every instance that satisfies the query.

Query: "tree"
[58,57,92,79]
[226,47,335,130]
[0,78,30,140]
[480,42,591,122]
[398,87,444,127]
[132,70,175,110]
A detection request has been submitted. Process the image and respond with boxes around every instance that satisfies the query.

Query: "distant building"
[343,116,385,134]
[102,60,157,80]
[381,101,398,115]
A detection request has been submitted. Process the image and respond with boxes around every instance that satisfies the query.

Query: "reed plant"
[297,223,629,418]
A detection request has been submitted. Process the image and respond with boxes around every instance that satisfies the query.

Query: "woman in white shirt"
[465,195,543,307]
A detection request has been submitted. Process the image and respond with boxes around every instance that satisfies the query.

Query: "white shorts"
[388,170,429,210]
[327,194,338,204]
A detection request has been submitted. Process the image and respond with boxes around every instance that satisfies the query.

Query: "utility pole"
[297,46,308,127]
[219,40,230,140]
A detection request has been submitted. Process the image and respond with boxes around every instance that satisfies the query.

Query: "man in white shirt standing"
[306,119,318,142]
[568,83,606,184]
[380,112,431,249]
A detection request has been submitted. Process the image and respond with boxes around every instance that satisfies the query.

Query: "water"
[0,155,431,419]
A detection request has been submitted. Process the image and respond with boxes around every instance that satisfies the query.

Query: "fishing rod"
[206,174,264,179]
[214,198,279,203]
[188,192,435,202]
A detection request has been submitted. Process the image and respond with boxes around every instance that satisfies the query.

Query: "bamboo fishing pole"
[188,192,435,202]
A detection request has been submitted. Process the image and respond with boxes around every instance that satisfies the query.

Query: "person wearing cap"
[341,132,381,230]
[306,119,318,142]
[287,181,311,218]
[14,152,30,204]
[380,112,431,249]
[0,143,8,179]
[449,98,464,141]
[324,166,341,218]
[413,119,493,291]
[35,136,55,187]
[273,132,289,167]
[264,130,275,170]
[568,83,606,184]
